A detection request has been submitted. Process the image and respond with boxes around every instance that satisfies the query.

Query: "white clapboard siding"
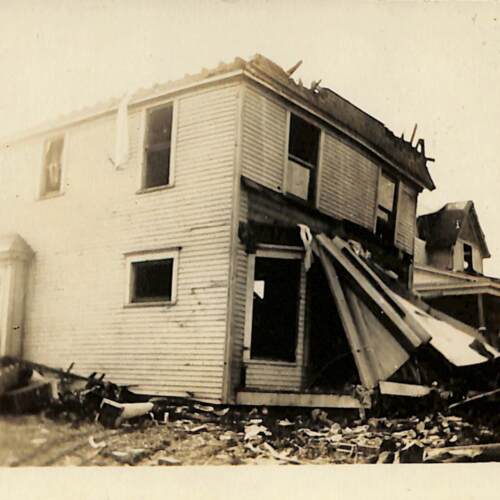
[319,132,378,230]
[395,183,417,255]
[230,242,249,391]
[241,86,287,192]
[0,83,240,402]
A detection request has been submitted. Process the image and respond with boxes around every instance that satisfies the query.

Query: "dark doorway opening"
[305,260,359,391]
[250,256,301,362]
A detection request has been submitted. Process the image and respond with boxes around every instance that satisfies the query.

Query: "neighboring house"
[0,54,436,406]
[414,201,500,348]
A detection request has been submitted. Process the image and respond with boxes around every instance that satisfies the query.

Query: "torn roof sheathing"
[315,234,498,389]
[393,296,499,366]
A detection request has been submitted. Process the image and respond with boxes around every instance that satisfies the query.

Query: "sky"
[1,0,500,274]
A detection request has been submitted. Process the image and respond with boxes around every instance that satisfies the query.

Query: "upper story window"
[285,113,320,203]
[142,103,173,189]
[375,172,398,244]
[463,243,473,273]
[40,135,64,198]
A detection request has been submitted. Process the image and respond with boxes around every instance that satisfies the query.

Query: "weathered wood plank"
[236,390,369,408]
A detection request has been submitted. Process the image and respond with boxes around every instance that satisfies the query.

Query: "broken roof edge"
[243,55,434,190]
[0,53,435,190]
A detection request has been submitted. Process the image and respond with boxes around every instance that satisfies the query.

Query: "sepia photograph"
[0,0,499,498]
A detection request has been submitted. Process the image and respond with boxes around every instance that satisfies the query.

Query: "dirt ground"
[0,412,357,466]
[1,403,499,466]
[0,414,259,466]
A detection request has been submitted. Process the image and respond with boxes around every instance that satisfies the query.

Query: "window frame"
[243,246,304,365]
[137,99,178,194]
[38,133,67,200]
[374,170,399,244]
[124,248,180,307]
[463,242,474,273]
[283,111,322,205]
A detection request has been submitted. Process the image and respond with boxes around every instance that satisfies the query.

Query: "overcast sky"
[2,0,500,274]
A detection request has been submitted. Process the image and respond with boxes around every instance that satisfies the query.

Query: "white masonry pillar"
[0,234,33,357]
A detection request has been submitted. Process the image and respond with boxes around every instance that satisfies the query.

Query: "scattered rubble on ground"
[0,356,498,466]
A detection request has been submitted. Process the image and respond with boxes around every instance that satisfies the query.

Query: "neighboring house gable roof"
[1,54,435,192]
[417,200,490,258]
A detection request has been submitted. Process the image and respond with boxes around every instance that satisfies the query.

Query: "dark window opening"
[375,173,398,244]
[250,257,301,362]
[131,258,173,303]
[144,105,173,189]
[41,136,64,196]
[286,114,320,202]
[464,243,473,273]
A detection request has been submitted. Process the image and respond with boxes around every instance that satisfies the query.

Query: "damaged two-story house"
[1,55,496,409]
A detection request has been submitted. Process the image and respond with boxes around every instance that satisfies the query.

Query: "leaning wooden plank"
[448,387,500,409]
[344,287,380,385]
[379,381,432,398]
[317,234,426,350]
[338,242,432,345]
[317,246,374,388]
[345,288,411,385]
[236,390,369,409]
[334,236,432,345]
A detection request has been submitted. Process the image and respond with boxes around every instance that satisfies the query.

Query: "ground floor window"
[125,249,179,305]
[249,253,302,362]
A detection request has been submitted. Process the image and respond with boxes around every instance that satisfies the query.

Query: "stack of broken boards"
[0,359,54,413]
[314,234,499,396]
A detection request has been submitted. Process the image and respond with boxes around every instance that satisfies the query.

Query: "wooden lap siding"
[0,83,240,402]
[394,183,417,255]
[241,86,288,192]
[319,132,378,231]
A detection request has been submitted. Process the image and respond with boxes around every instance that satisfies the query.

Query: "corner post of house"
[221,79,245,404]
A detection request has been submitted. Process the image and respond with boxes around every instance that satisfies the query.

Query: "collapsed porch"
[234,229,499,408]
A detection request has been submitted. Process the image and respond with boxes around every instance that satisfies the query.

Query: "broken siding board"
[319,132,378,230]
[395,183,417,254]
[2,83,240,402]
